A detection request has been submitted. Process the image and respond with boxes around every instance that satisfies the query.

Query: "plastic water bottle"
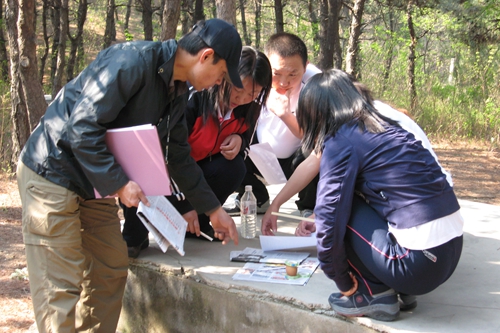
[240,185,257,239]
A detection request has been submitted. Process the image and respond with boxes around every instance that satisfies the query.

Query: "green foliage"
[358,0,499,142]
[2,0,499,166]
[124,29,134,41]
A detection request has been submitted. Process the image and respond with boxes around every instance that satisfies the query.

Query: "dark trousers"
[238,147,318,210]
[122,153,246,246]
[345,196,463,296]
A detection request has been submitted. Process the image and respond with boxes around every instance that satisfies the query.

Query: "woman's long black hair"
[297,69,397,153]
[203,46,272,128]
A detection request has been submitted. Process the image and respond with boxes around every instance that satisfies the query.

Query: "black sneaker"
[127,238,149,259]
[328,289,400,321]
[399,294,417,311]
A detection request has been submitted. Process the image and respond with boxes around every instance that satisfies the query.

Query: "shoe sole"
[330,302,400,321]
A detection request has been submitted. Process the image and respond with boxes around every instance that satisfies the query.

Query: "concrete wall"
[118,263,375,333]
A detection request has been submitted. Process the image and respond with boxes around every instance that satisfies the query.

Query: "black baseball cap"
[191,19,243,88]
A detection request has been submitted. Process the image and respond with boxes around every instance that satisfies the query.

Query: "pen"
[199,231,213,241]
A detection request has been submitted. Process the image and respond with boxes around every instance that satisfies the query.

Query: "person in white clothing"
[226,32,321,216]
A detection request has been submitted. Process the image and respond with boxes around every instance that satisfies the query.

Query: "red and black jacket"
[185,90,261,162]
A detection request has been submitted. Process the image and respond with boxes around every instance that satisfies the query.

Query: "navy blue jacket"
[315,122,459,290]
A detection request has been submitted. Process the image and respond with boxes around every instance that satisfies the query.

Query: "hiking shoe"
[300,209,314,218]
[399,294,417,311]
[127,238,149,259]
[328,289,400,321]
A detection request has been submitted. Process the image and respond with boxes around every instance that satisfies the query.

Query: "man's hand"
[267,89,291,118]
[183,210,200,235]
[209,207,239,245]
[220,134,242,160]
[116,181,149,207]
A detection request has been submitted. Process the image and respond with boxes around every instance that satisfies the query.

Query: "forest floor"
[0,139,499,332]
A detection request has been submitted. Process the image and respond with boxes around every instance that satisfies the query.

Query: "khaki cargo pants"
[17,163,128,333]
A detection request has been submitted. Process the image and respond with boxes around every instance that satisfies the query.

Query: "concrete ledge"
[117,185,500,333]
[119,263,375,333]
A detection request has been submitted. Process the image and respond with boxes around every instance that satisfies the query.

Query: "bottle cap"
[245,185,252,191]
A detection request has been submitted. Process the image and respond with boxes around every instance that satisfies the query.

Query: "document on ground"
[229,247,310,264]
[259,233,317,251]
[232,258,320,286]
[137,195,187,256]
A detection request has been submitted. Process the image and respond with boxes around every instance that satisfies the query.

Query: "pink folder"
[95,124,172,198]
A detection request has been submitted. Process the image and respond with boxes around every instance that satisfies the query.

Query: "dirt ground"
[0,140,499,332]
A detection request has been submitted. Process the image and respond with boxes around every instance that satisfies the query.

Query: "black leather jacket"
[20,40,220,214]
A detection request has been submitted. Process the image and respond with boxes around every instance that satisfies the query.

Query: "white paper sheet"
[248,142,287,184]
[137,196,187,256]
[259,233,317,251]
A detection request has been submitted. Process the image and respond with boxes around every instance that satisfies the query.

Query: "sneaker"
[257,200,270,214]
[399,294,417,311]
[300,209,314,218]
[328,289,400,321]
[224,197,241,216]
[127,238,149,259]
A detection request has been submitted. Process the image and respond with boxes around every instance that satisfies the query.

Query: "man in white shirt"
[227,32,320,216]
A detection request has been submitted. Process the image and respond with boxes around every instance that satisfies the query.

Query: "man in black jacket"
[17,19,241,333]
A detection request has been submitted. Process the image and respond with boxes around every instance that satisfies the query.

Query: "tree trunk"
[39,0,50,84]
[274,0,284,33]
[49,1,60,84]
[406,0,417,112]
[161,0,181,41]
[381,0,395,94]
[317,0,332,70]
[124,0,132,31]
[0,4,10,81]
[18,0,47,123]
[139,0,154,40]
[76,34,85,74]
[330,0,342,69]
[194,0,204,22]
[5,0,30,166]
[66,0,87,82]
[239,0,251,45]
[52,0,68,97]
[215,0,236,26]
[103,0,116,49]
[180,0,194,35]
[345,0,365,79]
[307,0,319,52]
[254,0,262,49]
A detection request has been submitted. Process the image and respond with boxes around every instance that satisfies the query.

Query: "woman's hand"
[220,134,242,160]
[294,219,316,236]
[261,202,280,236]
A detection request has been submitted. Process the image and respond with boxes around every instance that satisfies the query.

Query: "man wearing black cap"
[17,19,241,333]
